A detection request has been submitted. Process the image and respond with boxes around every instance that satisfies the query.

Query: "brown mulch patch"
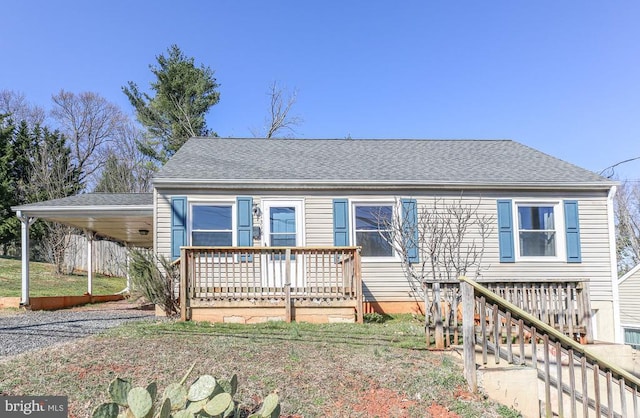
[427,403,461,418]
[351,386,417,417]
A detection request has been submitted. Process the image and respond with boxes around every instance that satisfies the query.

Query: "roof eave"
[152,178,616,191]
[12,205,153,217]
[619,264,640,284]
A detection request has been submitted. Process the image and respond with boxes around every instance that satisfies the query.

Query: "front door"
[262,199,304,288]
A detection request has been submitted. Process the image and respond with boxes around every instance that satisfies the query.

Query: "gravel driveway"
[0,307,156,358]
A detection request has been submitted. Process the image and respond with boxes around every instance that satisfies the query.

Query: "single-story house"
[12,137,620,342]
[618,264,640,348]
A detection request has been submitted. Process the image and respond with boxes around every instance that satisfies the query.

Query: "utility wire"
[599,156,640,179]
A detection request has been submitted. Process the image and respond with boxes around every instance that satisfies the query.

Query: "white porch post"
[126,249,131,292]
[16,211,37,306]
[85,230,94,295]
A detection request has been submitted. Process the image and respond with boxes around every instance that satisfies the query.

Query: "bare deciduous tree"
[0,90,46,126]
[50,90,128,188]
[28,127,80,274]
[615,182,640,275]
[383,197,493,288]
[380,197,494,347]
[253,81,303,139]
[94,122,155,193]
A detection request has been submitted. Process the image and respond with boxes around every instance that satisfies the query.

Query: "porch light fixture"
[252,203,262,219]
[138,229,149,236]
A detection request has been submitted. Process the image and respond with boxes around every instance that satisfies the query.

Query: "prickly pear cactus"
[248,393,281,418]
[108,378,132,406]
[91,364,280,418]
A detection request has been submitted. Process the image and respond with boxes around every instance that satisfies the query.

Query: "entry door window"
[270,207,297,247]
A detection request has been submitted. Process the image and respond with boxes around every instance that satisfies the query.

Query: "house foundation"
[188,299,356,324]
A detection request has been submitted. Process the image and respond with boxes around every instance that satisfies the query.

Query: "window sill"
[360,256,400,263]
[515,256,567,263]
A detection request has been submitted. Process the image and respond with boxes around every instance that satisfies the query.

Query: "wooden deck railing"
[424,278,593,349]
[460,276,640,417]
[179,246,363,322]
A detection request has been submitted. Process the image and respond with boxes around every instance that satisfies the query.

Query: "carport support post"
[85,230,94,295]
[125,250,131,292]
[17,211,37,306]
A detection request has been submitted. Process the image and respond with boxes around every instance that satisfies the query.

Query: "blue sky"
[2,1,640,181]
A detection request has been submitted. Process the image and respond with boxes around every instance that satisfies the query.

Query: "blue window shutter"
[333,199,349,246]
[237,197,253,246]
[401,198,419,263]
[171,196,187,260]
[564,200,582,263]
[497,200,515,263]
[237,197,253,261]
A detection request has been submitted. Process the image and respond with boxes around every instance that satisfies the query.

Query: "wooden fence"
[64,234,128,276]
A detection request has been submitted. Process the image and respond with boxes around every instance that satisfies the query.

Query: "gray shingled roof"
[153,138,612,188]
[12,193,153,210]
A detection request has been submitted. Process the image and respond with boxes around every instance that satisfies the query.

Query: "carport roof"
[11,193,153,247]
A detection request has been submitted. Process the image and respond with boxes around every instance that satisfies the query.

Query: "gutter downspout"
[607,186,622,343]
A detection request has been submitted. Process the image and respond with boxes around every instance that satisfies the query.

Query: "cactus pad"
[187,375,217,401]
[127,387,153,418]
[92,402,119,418]
[163,383,188,410]
[109,378,132,406]
[203,392,233,416]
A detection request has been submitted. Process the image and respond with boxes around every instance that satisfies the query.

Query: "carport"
[10,193,153,306]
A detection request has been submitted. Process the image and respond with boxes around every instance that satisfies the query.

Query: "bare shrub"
[128,249,179,316]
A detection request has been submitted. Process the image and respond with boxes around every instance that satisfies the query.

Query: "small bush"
[128,249,179,316]
[497,404,523,418]
[364,312,388,323]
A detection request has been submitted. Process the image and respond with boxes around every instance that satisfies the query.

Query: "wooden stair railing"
[460,276,640,417]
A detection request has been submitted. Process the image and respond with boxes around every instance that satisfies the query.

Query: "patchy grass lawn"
[0,316,521,417]
[0,256,126,297]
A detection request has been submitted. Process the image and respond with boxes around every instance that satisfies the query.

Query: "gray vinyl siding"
[619,268,640,327]
[304,197,333,246]
[155,191,172,260]
[154,188,614,304]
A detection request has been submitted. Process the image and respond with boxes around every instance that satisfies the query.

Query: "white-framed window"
[624,327,640,350]
[352,203,395,258]
[190,203,234,246]
[514,201,565,260]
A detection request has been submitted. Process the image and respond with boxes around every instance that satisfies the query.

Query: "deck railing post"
[285,248,292,323]
[434,282,444,349]
[580,281,594,344]
[460,276,477,391]
[355,248,364,323]
[180,247,188,321]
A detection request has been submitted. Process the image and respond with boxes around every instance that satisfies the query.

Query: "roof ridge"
[190,136,514,142]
